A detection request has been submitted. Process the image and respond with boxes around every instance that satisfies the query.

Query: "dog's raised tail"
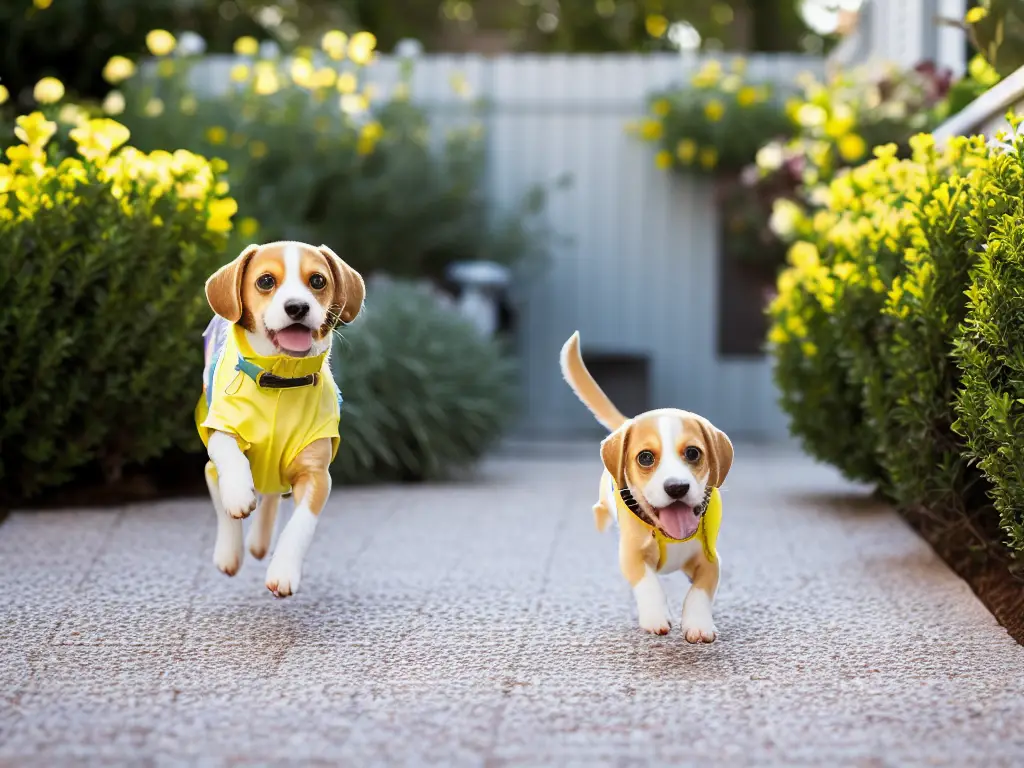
[559,331,628,432]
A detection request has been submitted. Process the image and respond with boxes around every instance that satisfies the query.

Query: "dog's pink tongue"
[660,503,699,540]
[276,325,313,353]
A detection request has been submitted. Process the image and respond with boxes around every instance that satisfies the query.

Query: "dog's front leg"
[265,439,333,598]
[205,461,244,576]
[208,430,257,519]
[681,555,720,643]
[620,538,671,635]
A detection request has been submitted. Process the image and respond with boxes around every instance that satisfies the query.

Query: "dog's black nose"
[284,300,309,320]
[663,480,690,500]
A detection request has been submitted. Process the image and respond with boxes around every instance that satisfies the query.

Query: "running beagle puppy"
[196,241,364,597]
[560,332,733,641]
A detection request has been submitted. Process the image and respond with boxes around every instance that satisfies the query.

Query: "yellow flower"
[736,86,758,107]
[179,95,198,115]
[230,64,250,83]
[655,150,673,170]
[249,140,268,158]
[157,59,176,78]
[33,0,53,8]
[348,31,377,65]
[103,55,136,84]
[704,99,725,122]
[965,6,988,23]
[253,63,280,95]
[639,118,662,141]
[336,72,358,94]
[795,103,827,128]
[0,85,7,105]
[5,144,47,176]
[340,93,368,115]
[645,13,668,38]
[322,30,348,60]
[233,36,259,56]
[239,216,260,237]
[450,72,472,98]
[699,146,718,169]
[69,118,131,163]
[361,121,384,142]
[205,126,228,145]
[215,180,230,196]
[676,138,697,164]
[146,29,177,57]
[290,57,315,87]
[207,197,238,233]
[58,104,88,127]
[313,67,337,89]
[15,112,58,149]
[652,98,671,117]
[838,133,867,162]
[691,60,722,89]
[33,77,65,104]
[143,97,165,117]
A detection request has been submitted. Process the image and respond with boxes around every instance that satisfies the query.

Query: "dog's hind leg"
[247,493,280,560]
[206,461,245,577]
[265,439,333,598]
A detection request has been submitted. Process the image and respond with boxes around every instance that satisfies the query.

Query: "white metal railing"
[932,65,1024,139]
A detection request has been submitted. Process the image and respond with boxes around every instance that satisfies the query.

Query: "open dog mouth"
[654,502,701,540]
[268,323,315,355]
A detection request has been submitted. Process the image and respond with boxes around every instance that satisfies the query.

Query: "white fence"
[193,52,824,441]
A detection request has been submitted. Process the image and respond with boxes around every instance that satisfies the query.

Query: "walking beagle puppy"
[560,332,733,640]
[195,241,364,597]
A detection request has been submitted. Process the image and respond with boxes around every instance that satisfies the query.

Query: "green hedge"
[330,280,517,484]
[0,112,236,503]
[768,120,1024,562]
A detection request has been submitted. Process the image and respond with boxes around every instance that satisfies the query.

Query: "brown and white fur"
[203,240,364,597]
[560,331,733,640]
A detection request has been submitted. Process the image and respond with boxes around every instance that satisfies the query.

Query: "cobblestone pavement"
[2,446,1023,766]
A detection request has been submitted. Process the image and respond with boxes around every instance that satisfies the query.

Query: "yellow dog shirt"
[614,483,722,569]
[195,317,341,495]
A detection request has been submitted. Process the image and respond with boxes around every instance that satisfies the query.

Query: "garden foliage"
[330,280,518,484]
[0,112,237,501]
[768,117,1024,561]
[107,31,555,281]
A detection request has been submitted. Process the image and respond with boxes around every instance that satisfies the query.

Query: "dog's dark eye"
[256,274,276,291]
[636,450,655,468]
[309,273,327,290]
[684,446,701,462]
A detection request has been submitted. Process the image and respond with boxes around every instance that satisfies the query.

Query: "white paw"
[247,528,269,560]
[213,535,244,576]
[638,608,672,635]
[681,589,718,643]
[681,618,718,643]
[220,476,257,520]
[265,555,302,598]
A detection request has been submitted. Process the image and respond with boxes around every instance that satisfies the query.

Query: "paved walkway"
[2,446,1023,766]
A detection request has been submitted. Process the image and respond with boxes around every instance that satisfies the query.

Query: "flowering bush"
[102,29,554,281]
[0,109,238,502]
[766,125,1023,557]
[632,58,795,175]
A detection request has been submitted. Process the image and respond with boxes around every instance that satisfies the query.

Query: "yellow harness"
[195,322,341,495]
[614,483,722,568]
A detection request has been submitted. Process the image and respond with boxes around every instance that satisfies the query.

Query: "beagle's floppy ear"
[319,244,365,325]
[699,420,734,488]
[206,243,259,323]
[600,420,633,490]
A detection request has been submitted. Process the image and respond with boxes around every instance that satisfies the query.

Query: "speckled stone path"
[2,445,1023,766]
